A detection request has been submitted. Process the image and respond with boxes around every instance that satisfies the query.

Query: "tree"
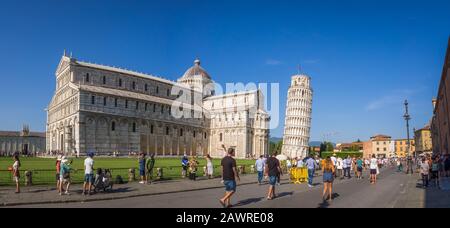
[326,142,334,152]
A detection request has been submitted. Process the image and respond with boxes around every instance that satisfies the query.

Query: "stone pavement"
[0,173,288,207]
[395,175,450,208]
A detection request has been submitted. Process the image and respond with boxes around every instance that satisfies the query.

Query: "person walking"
[138,153,147,184]
[322,156,335,202]
[305,154,316,187]
[431,156,440,189]
[219,148,239,208]
[146,153,155,183]
[370,155,378,184]
[356,157,363,179]
[12,155,21,193]
[205,154,214,179]
[420,157,430,188]
[336,157,343,179]
[445,154,450,177]
[82,152,95,195]
[265,154,282,200]
[59,157,72,195]
[255,155,265,184]
[406,156,414,175]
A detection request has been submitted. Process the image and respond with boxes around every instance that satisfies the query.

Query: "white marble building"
[281,74,313,159]
[46,54,270,159]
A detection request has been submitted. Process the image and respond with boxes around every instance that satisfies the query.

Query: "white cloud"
[365,88,423,111]
[265,59,282,66]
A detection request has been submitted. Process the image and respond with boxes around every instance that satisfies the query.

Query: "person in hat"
[59,157,72,195]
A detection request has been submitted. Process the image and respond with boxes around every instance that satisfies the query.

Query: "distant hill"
[270,137,283,143]
[309,141,336,147]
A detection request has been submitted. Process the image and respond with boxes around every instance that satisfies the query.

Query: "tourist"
[344,156,352,179]
[356,157,363,179]
[396,159,401,172]
[59,157,72,195]
[205,154,214,179]
[146,153,155,183]
[420,157,430,188]
[406,156,414,174]
[56,155,62,193]
[255,155,265,184]
[138,153,147,184]
[181,155,189,178]
[286,158,292,171]
[188,156,199,181]
[12,155,21,193]
[305,154,316,187]
[219,148,240,208]
[370,155,378,184]
[296,157,304,168]
[336,157,343,179]
[322,156,335,202]
[82,152,95,195]
[265,154,281,200]
[431,156,440,188]
[364,157,370,171]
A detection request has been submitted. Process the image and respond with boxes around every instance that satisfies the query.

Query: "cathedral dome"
[181,58,211,80]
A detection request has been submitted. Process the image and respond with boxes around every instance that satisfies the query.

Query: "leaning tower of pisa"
[281,74,313,159]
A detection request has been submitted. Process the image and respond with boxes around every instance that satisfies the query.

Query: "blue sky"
[0,0,449,143]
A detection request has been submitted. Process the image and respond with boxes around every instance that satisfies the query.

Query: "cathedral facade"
[46,54,270,159]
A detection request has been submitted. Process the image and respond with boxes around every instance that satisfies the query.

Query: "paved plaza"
[2,167,450,208]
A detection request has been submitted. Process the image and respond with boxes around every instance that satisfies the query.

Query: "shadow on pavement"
[424,176,450,208]
[317,193,340,208]
[235,197,264,207]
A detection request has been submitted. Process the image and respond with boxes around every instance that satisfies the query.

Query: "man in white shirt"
[83,152,95,195]
[370,155,378,184]
[336,157,344,179]
[255,155,265,184]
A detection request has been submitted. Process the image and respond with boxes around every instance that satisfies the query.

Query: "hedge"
[320,151,363,159]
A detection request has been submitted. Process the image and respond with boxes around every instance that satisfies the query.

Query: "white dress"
[207,159,213,175]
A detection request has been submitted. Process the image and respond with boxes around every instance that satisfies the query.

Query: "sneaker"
[308,184,313,188]
[139,181,144,184]
[65,191,70,195]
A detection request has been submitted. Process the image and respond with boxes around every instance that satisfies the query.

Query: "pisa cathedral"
[281,74,313,159]
[46,54,270,159]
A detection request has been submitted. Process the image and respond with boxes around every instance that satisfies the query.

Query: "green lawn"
[0,157,256,186]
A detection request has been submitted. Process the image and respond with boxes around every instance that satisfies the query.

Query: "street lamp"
[403,100,413,158]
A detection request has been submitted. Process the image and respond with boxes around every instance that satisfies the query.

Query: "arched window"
[119,78,122,87]
[167,89,170,96]
[111,121,116,131]
[102,76,106,85]
[150,125,154,134]
[145,84,148,91]
[132,122,136,133]
[180,129,183,137]
[166,127,169,135]
[132,81,136,90]
[125,100,128,108]
[136,101,139,110]
[114,98,118,107]
[91,95,95,104]
[156,86,159,94]
[86,73,90,82]
[103,97,107,106]
[220,133,223,142]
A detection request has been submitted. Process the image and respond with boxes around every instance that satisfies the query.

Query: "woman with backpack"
[59,157,72,195]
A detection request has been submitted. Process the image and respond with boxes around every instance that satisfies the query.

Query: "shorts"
[84,174,94,184]
[14,176,19,183]
[269,176,277,186]
[370,169,377,175]
[140,169,145,176]
[357,167,363,172]
[56,173,60,181]
[224,180,236,192]
[323,171,334,183]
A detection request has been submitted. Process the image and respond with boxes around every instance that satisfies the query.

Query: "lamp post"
[403,100,413,158]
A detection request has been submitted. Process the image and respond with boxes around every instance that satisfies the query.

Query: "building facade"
[414,125,432,156]
[281,74,313,159]
[0,125,46,156]
[431,38,450,156]
[394,139,415,158]
[46,54,270,159]
[367,135,395,158]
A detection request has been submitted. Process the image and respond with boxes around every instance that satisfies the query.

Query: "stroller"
[93,168,113,193]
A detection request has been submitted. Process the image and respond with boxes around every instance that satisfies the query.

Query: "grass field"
[0,157,256,186]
